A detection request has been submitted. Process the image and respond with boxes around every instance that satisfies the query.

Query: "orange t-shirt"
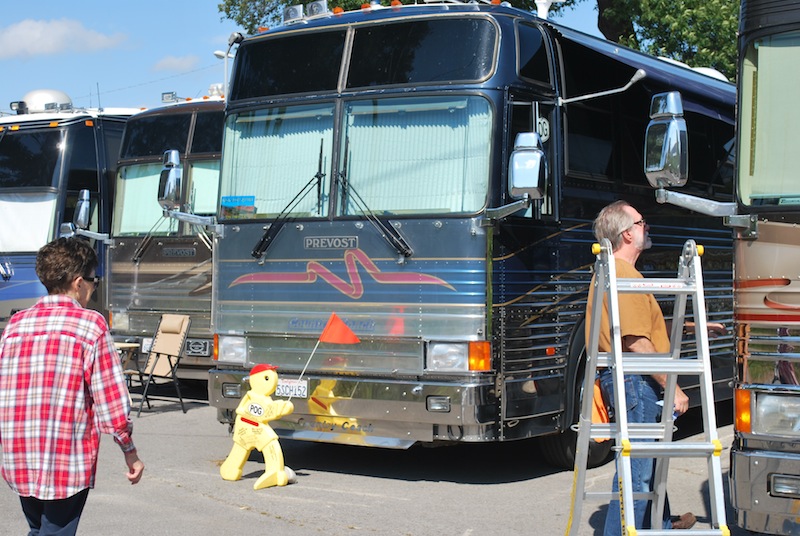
[586,258,670,353]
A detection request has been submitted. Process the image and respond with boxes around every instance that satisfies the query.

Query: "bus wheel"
[538,422,613,470]
[538,367,614,469]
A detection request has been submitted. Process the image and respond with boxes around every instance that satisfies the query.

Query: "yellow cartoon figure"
[220,364,296,489]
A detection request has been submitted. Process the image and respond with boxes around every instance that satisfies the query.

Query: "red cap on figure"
[250,364,278,376]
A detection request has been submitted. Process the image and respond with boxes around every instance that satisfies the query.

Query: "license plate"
[275,378,308,399]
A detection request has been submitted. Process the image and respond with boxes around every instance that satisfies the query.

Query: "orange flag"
[319,313,360,344]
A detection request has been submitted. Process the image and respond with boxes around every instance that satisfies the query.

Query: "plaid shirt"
[0,295,135,500]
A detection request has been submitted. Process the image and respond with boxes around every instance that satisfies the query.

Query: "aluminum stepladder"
[565,238,729,536]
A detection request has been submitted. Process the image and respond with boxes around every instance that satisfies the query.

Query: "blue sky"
[0,0,601,115]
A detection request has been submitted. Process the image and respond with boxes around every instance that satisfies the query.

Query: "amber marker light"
[468,341,491,371]
[213,333,219,361]
[735,388,752,433]
[85,120,94,127]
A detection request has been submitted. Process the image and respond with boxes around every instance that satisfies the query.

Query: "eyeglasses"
[84,275,101,288]
[632,219,646,227]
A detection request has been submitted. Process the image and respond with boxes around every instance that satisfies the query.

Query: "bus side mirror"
[509,132,546,200]
[644,92,688,188]
[73,189,92,230]
[158,149,182,211]
[60,189,109,241]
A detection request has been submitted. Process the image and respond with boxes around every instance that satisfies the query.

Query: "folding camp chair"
[127,314,191,417]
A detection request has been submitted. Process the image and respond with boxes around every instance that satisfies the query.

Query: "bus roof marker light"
[283,4,304,23]
[306,0,329,17]
[9,101,27,114]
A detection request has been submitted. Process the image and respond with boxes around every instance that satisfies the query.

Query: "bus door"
[498,93,561,439]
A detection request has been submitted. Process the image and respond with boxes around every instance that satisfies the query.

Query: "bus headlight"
[753,393,800,437]
[216,335,248,365]
[427,342,468,372]
[426,341,491,372]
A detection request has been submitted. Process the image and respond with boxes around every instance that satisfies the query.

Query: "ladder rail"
[565,247,611,535]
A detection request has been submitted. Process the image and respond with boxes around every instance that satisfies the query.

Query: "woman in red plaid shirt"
[0,237,144,535]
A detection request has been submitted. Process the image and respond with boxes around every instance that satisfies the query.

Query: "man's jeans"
[599,370,672,535]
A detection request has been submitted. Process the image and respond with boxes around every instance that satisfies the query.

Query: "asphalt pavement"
[0,385,749,536]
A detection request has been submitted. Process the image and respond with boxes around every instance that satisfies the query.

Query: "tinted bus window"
[65,125,99,192]
[347,19,496,87]
[232,30,346,99]
[191,111,225,153]
[121,113,192,158]
[517,23,551,87]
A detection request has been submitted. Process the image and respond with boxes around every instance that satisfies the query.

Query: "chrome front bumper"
[730,447,800,535]
[209,368,499,447]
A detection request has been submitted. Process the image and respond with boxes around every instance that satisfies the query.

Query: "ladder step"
[635,529,729,536]
[615,277,697,295]
[589,422,669,440]
[582,490,656,501]
[596,355,705,375]
[623,441,723,459]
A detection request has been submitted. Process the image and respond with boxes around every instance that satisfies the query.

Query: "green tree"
[550,0,739,80]
[634,0,739,80]
[218,0,738,79]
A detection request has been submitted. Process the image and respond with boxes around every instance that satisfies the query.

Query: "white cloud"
[152,55,200,73]
[0,19,126,59]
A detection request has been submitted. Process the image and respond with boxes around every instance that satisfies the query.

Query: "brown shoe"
[672,512,697,529]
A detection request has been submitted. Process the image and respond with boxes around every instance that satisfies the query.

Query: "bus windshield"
[0,128,63,252]
[738,30,800,207]
[113,108,223,236]
[113,159,220,235]
[339,96,491,215]
[219,95,491,219]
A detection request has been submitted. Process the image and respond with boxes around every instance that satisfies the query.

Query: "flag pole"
[297,339,321,383]
[287,312,359,402]
[287,339,320,403]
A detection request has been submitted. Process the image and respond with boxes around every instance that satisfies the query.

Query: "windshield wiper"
[251,140,327,261]
[131,217,170,264]
[336,138,413,259]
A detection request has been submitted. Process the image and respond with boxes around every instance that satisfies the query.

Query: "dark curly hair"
[36,237,98,294]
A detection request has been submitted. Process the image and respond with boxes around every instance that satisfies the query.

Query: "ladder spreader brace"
[565,238,729,536]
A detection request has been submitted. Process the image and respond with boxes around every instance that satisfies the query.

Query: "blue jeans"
[599,370,671,535]
[20,488,89,536]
